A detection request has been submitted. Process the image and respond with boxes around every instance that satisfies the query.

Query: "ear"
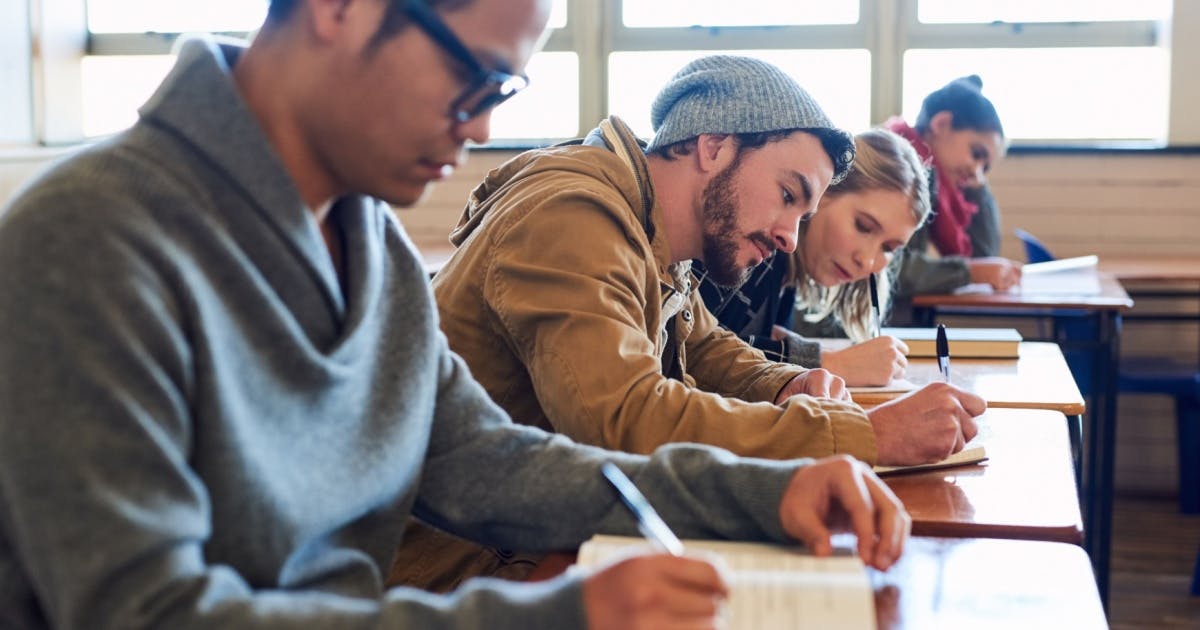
[929,110,955,137]
[695,133,739,175]
[304,0,354,42]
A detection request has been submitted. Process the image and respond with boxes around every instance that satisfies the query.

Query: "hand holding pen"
[936,324,951,382]
[584,463,730,628]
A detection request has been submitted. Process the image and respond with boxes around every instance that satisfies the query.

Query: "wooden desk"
[912,272,1132,312]
[910,272,1131,607]
[549,537,1105,628]
[855,341,1085,491]
[852,341,1085,416]
[873,537,1106,629]
[882,408,1082,544]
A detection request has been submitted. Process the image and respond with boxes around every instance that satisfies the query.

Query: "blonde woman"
[698,128,932,386]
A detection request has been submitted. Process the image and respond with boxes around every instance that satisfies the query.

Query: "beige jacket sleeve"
[484,192,877,464]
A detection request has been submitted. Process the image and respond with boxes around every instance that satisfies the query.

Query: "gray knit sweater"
[0,37,802,629]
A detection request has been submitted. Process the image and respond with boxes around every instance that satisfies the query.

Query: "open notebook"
[953,255,1102,297]
[872,444,988,475]
[577,535,875,630]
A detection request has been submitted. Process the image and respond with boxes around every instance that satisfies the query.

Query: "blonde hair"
[791,128,931,341]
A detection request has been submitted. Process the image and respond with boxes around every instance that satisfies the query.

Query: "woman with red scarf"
[885,75,1022,307]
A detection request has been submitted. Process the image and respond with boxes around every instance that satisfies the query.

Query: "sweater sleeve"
[779,328,823,367]
[483,195,876,463]
[415,353,804,547]
[964,184,1003,257]
[0,193,596,630]
[893,223,973,296]
[0,186,830,630]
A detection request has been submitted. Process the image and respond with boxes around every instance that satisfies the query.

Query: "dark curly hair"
[652,127,856,184]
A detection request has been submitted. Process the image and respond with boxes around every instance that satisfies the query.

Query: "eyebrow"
[786,171,815,206]
[858,210,883,231]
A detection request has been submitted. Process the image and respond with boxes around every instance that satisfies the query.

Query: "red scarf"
[884,117,978,256]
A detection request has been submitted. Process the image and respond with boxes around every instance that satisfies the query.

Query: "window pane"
[902,48,1169,141]
[83,52,578,142]
[488,52,578,140]
[608,50,870,140]
[918,0,1171,24]
[82,55,175,137]
[88,0,267,33]
[623,0,858,27]
[89,0,564,33]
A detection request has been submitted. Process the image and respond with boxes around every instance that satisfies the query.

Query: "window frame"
[13,0,1200,148]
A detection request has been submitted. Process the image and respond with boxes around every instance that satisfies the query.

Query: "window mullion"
[610,24,867,52]
[868,0,904,126]
[32,0,87,145]
[906,20,1158,49]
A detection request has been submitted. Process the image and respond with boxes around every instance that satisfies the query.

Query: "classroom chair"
[1193,544,1199,595]
[1014,229,1200,513]
[1117,362,1200,514]
[1014,227,1056,264]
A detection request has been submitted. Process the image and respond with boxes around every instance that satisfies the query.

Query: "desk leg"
[1083,311,1122,611]
[1066,413,1083,494]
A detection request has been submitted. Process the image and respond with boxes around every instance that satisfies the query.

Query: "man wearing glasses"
[0,1,909,628]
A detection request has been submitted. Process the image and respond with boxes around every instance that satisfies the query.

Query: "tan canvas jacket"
[389,117,875,591]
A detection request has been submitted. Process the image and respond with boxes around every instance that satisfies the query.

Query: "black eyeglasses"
[403,0,530,123]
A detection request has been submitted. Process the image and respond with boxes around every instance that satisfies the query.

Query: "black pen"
[868,273,881,338]
[601,462,684,556]
[936,323,951,382]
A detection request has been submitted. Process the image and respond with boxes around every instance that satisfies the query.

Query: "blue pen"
[936,324,951,382]
[601,462,684,556]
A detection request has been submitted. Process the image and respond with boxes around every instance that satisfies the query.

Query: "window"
[18,0,1195,147]
[622,1,859,27]
[917,0,1171,24]
[903,48,1169,141]
[86,0,267,33]
[76,0,572,140]
[608,50,871,137]
[904,0,1173,142]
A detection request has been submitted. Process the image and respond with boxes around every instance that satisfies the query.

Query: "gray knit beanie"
[647,55,855,183]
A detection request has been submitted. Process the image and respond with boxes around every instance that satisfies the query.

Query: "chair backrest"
[1014,228,1056,263]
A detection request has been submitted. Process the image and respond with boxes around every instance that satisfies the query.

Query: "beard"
[699,161,772,287]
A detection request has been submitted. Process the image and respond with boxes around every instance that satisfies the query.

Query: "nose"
[772,207,807,253]
[852,245,887,276]
[967,163,987,187]
[453,110,493,145]
[773,220,799,253]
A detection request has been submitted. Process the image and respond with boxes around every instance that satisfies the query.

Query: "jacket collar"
[137,35,350,316]
[587,116,691,294]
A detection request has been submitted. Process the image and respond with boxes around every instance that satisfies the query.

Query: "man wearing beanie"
[390,55,982,589]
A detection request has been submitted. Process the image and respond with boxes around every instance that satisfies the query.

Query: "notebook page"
[577,536,875,630]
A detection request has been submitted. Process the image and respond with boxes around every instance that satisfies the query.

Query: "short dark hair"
[651,127,855,184]
[266,0,474,49]
[914,75,1005,139]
